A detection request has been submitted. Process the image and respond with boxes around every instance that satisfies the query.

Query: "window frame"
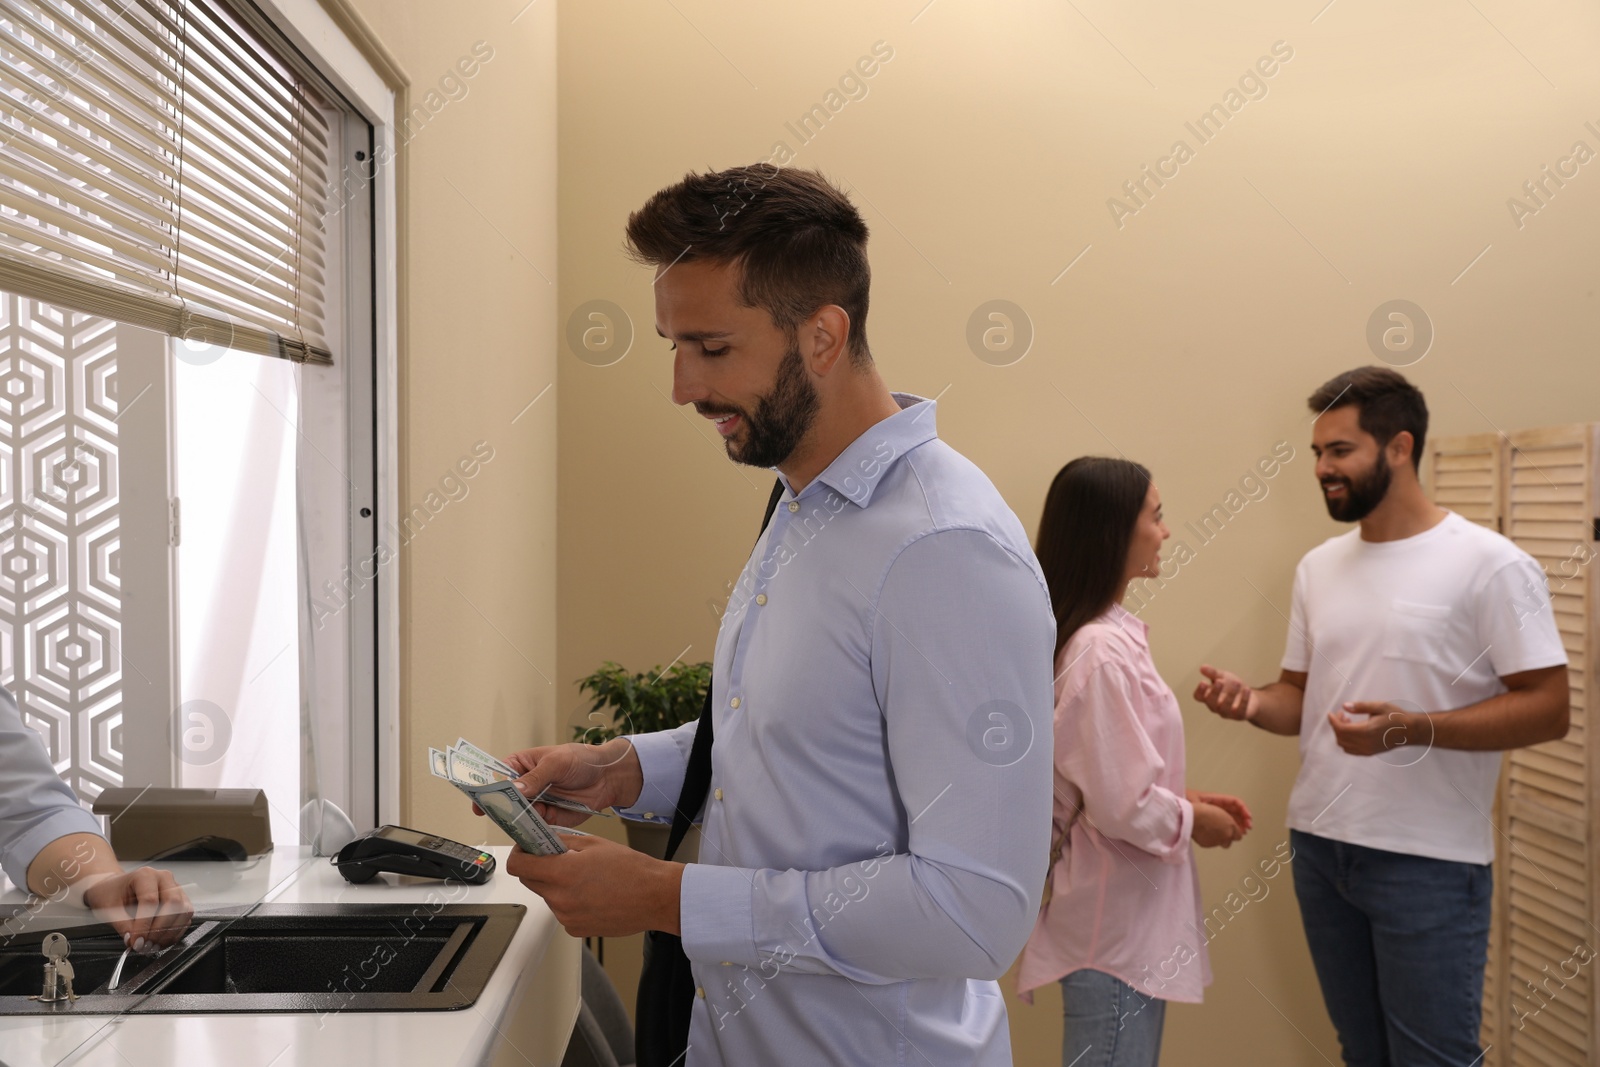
[243,0,401,828]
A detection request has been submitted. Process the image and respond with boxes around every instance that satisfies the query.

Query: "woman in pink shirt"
[1018,457,1253,1067]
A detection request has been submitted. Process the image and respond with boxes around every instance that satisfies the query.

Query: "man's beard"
[1322,451,1392,522]
[709,337,819,469]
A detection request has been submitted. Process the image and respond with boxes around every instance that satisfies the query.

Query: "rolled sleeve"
[612,720,698,825]
[1061,661,1191,862]
[0,688,102,890]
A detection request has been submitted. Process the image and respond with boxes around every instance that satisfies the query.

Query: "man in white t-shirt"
[1194,366,1569,1066]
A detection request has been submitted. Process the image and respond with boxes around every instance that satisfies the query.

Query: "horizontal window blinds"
[0,0,332,364]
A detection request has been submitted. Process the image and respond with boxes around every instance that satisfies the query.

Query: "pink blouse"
[1016,603,1212,1004]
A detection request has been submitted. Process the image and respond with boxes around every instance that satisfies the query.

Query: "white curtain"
[173,345,301,846]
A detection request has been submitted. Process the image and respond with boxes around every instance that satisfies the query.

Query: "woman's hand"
[1188,790,1253,834]
[1190,801,1246,849]
[27,834,194,950]
[79,867,194,951]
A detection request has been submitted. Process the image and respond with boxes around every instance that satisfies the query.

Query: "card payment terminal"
[333,824,496,884]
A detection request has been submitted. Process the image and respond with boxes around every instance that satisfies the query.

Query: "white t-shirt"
[1282,510,1568,864]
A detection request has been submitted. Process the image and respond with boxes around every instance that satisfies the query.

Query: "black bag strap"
[664,478,786,862]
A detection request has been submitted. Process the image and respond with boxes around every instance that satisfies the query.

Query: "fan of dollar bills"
[428,737,606,856]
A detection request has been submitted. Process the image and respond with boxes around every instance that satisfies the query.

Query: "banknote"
[447,747,506,788]
[436,738,610,819]
[452,737,517,778]
[455,779,567,856]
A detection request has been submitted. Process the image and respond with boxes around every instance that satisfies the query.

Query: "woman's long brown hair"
[1034,456,1152,659]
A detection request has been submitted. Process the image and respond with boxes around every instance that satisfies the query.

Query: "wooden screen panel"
[1501,425,1598,1067]
[1431,432,1514,1059]
[1428,432,1505,531]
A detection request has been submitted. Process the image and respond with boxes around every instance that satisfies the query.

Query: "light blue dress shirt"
[0,686,102,890]
[619,394,1056,1066]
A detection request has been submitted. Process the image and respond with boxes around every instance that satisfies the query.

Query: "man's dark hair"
[625,165,872,365]
[1307,366,1429,471]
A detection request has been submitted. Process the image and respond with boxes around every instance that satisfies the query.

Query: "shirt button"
[755,594,767,606]
[730,697,741,709]
[714,788,724,801]
[787,501,799,512]
[696,986,706,999]
[642,812,655,820]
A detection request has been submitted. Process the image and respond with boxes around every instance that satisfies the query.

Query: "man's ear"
[803,305,851,376]
[1389,429,1415,470]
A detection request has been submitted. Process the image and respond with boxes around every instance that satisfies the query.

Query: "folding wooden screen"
[1428,424,1599,1067]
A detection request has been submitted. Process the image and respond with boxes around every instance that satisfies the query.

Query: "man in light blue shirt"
[1,687,193,949]
[506,165,1054,1065]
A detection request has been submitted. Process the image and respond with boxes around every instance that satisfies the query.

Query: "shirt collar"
[1104,601,1149,648]
[777,392,936,509]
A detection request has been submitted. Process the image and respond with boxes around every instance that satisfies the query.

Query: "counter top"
[0,847,580,1067]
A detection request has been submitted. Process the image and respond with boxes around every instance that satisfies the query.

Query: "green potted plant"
[574,659,711,860]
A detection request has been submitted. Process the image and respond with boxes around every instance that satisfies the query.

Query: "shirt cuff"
[612,731,688,824]
[2,808,105,893]
[1172,796,1195,861]
[679,861,759,967]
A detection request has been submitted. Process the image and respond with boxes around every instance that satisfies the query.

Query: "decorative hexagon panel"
[0,295,122,800]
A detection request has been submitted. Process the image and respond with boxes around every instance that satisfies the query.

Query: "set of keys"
[28,932,77,1004]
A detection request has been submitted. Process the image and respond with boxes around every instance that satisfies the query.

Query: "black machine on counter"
[333,824,496,884]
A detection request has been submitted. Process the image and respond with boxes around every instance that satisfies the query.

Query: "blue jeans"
[1060,968,1167,1067]
[1290,830,1491,1066]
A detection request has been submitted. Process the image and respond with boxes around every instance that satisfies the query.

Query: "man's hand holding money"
[503,737,644,827]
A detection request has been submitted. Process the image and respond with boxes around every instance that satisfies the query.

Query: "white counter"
[0,847,581,1067]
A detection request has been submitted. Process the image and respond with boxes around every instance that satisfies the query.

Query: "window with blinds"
[0,0,333,364]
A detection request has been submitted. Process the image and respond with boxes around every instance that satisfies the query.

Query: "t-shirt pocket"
[1382,599,1454,662]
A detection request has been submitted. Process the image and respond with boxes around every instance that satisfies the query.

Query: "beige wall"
[339,0,559,844]
[555,2,1600,1065]
[322,0,1600,1061]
